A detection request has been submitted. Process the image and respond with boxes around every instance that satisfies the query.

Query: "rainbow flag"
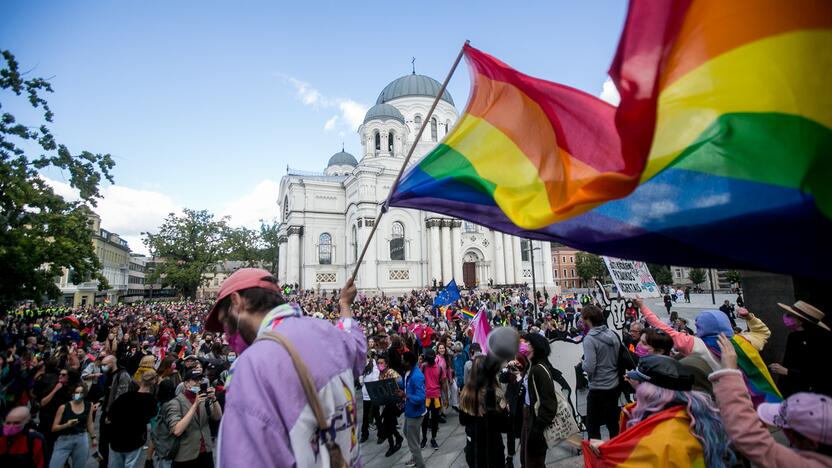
[460,308,476,320]
[583,405,705,467]
[389,1,832,279]
[732,335,783,406]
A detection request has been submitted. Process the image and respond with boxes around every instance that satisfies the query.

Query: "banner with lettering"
[602,257,660,298]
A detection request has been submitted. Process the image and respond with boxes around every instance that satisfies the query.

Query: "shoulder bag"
[256,331,349,468]
[531,364,580,447]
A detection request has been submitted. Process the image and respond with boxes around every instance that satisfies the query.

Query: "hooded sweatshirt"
[582,325,620,390]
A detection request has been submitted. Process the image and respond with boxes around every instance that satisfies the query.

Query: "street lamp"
[525,241,542,320]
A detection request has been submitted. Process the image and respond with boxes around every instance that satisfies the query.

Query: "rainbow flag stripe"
[583,405,705,467]
[732,335,783,406]
[390,1,832,278]
[460,308,476,320]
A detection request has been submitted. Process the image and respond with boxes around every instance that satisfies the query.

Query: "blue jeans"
[108,447,143,468]
[49,433,89,468]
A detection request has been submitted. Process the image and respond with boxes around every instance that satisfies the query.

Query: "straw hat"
[778,300,830,331]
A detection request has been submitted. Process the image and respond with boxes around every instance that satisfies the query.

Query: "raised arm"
[738,308,770,352]
[634,298,694,355]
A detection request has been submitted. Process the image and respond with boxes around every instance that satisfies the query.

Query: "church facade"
[276,73,556,293]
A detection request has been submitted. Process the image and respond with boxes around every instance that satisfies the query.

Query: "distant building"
[123,254,147,303]
[197,261,249,300]
[551,244,586,292]
[670,266,733,291]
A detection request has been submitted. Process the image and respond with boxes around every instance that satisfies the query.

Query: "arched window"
[430,117,437,141]
[520,239,530,262]
[352,225,358,262]
[414,115,422,127]
[390,221,405,260]
[446,119,452,135]
[283,196,289,221]
[374,131,381,151]
[318,233,332,264]
[388,131,394,153]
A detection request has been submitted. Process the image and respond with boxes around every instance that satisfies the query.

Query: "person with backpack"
[0,406,45,468]
[107,371,158,467]
[150,380,179,468]
[99,354,135,467]
[581,305,621,440]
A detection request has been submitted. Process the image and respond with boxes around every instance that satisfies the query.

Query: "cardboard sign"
[602,257,660,298]
[364,378,401,405]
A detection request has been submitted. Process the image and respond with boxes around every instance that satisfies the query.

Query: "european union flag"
[433,279,461,307]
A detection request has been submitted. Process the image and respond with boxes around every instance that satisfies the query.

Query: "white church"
[276,73,556,293]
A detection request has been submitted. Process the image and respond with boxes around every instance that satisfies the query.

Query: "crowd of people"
[1,267,831,468]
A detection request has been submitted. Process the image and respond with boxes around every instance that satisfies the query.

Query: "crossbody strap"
[256,332,331,433]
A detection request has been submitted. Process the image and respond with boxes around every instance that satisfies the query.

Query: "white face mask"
[72,393,83,401]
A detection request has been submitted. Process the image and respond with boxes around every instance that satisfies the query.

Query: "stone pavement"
[360,406,584,468]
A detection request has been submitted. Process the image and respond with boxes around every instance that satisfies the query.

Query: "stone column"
[427,219,442,287]
[451,220,463,282]
[541,241,554,287]
[441,219,452,284]
[503,233,515,284]
[493,233,506,285]
[286,226,303,286]
[277,236,288,284]
[513,236,523,284]
[362,217,378,289]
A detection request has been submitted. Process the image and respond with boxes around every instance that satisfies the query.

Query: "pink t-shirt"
[421,362,445,398]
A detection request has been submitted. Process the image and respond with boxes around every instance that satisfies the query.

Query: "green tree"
[576,252,607,284]
[143,209,229,299]
[258,218,280,274]
[647,264,673,285]
[688,267,707,287]
[225,218,280,273]
[0,51,115,309]
[725,269,741,286]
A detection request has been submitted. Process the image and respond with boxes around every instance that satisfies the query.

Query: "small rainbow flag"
[460,308,476,320]
[732,335,783,406]
[583,405,705,467]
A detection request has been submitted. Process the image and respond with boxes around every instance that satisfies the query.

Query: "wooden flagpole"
[349,40,470,284]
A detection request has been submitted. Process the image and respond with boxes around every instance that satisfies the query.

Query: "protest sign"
[364,379,401,405]
[602,257,660,298]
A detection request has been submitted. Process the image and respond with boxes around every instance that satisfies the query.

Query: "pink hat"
[757,392,832,445]
[205,268,280,332]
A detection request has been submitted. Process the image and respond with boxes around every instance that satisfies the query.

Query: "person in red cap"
[203,268,366,468]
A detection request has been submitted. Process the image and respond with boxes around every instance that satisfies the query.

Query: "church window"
[390,221,405,260]
[283,196,289,221]
[374,131,381,151]
[520,239,530,262]
[318,233,332,265]
[446,119,452,135]
[414,115,422,127]
[430,117,437,141]
[352,225,358,262]
[388,131,394,153]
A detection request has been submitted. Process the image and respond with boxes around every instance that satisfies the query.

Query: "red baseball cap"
[204,268,280,332]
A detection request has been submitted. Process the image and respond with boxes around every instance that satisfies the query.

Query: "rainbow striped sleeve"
[390,1,832,279]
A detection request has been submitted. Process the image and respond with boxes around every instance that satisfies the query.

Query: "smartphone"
[199,382,208,395]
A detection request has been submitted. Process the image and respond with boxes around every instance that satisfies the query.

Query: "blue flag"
[433,279,461,307]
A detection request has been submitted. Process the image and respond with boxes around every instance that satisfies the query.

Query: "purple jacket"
[217,305,366,467]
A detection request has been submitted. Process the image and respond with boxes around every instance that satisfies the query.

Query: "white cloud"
[41,176,179,255]
[693,193,730,208]
[220,179,281,230]
[278,73,369,132]
[599,77,620,106]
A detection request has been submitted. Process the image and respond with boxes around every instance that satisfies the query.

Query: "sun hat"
[777,301,830,331]
[626,354,694,391]
[758,392,832,445]
[205,268,281,332]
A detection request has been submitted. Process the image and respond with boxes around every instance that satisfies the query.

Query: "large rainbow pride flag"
[583,405,705,467]
[389,0,832,278]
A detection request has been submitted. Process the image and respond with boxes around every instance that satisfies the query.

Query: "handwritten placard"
[602,257,660,298]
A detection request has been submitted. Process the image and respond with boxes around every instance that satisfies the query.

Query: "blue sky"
[1,1,626,252]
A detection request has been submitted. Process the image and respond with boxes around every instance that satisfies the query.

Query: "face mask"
[782,314,801,330]
[189,386,201,394]
[377,364,387,372]
[101,365,110,373]
[634,342,650,358]
[227,355,236,363]
[72,393,83,401]
[518,342,530,357]
[176,337,184,342]
[3,424,23,437]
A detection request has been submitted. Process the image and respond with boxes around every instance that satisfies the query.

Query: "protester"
[49,383,96,468]
[580,305,621,440]
[205,269,365,467]
[623,321,643,354]
[34,366,73,464]
[400,350,426,468]
[521,333,558,468]
[359,352,380,443]
[499,353,528,468]
[711,334,832,466]
[420,347,445,449]
[107,371,158,468]
[374,354,404,457]
[636,328,673,357]
[769,301,832,396]
[164,369,221,467]
[459,355,510,468]
[586,355,735,467]
[1,406,45,468]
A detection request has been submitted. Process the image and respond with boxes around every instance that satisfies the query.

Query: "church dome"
[363,103,405,124]
[327,150,358,168]
[376,74,454,106]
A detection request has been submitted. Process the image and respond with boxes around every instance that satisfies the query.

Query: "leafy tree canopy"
[647,263,673,286]
[0,50,114,309]
[688,267,707,286]
[576,252,607,283]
